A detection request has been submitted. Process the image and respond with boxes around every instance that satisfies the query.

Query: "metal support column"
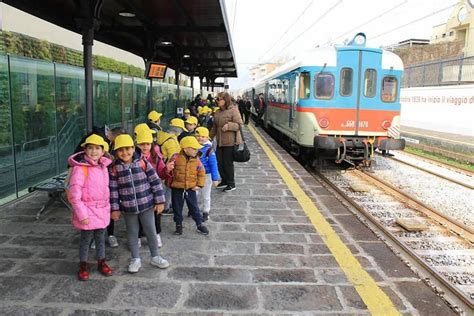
[83,26,94,132]
[176,69,180,109]
[148,78,153,113]
[199,77,203,96]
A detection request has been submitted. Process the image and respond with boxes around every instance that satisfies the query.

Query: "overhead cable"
[370,3,456,40]
[268,0,343,62]
[257,0,315,62]
[321,0,408,46]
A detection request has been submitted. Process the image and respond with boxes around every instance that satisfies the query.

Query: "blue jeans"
[172,189,203,226]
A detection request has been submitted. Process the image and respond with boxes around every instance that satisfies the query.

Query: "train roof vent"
[348,33,366,47]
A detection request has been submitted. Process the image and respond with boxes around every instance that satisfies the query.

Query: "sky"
[224,0,460,91]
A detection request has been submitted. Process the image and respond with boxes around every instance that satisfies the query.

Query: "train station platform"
[401,125,474,163]
[0,124,457,315]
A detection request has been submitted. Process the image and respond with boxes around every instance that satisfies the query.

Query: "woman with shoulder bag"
[209,92,243,192]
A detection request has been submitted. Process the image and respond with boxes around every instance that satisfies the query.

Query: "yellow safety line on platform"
[248,124,399,316]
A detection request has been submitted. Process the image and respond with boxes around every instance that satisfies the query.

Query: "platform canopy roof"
[4,0,237,79]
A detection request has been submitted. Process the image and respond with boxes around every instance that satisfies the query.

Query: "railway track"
[314,168,474,314]
[398,150,474,177]
[379,152,474,190]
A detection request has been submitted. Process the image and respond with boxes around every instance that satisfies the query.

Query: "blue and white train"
[242,33,405,165]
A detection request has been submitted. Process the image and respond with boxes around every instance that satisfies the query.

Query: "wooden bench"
[28,174,71,220]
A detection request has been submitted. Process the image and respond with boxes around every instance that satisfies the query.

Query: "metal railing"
[402,56,474,88]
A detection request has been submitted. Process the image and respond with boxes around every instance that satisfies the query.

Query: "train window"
[340,68,353,96]
[381,76,398,102]
[314,73,334,99]
[364,69,377,98]
[281,79,290,104]
[298,72,310,99]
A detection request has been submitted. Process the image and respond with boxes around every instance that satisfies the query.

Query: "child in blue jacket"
[195,127,220,222]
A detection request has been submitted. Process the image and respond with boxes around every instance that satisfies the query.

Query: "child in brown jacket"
[169,136,209,236]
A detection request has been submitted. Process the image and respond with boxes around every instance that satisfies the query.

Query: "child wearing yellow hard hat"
[183,108,191,121]
[170,136,209,236]
[195,127,220,222]
[178,116,198,142]
[135,128,175,248]
[67,134,113,281]
[110,134,170,273]
[147,111,162,132]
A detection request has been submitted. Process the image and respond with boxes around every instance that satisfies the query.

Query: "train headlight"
[381,120,391,130]
[319,118,330,129]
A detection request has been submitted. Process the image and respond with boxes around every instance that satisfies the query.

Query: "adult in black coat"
[255,93,266,127]
[243,97,252,125]
[236,96,245,121]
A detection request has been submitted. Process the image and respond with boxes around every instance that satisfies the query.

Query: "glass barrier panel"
[55,63,86,172]
[93,70,109,127]
[9,56,57,192]
[108,73,122,129]
[0,55,17,202]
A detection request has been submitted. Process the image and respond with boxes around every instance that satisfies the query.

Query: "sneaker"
[202,213,209,222]
[156,234,163,248]
[222,185,236,193]
[128,258,141,273]
[90,240,96,249]
[150,256,170,269]
[162,208,173,216]
[175,224,183,235]
[216,182,227,189]
[197,224,209,236]
[107,235,119,248]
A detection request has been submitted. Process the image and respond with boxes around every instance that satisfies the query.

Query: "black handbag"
[233,126,250,162]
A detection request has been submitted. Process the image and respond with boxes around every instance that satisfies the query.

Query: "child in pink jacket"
[67,134,113,281]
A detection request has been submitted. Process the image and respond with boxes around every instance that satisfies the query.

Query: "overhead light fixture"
[119,12,135,17]
[160,41,173,46]
[183,54,190,58]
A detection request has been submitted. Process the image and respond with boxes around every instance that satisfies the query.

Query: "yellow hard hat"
[148,110,162,122]
[114,134,134,150]
[134,123,156,136]
[180,136,203,149]
[170,118,188,131]
[184,108,191,114]
[81,134,108,152]
[195,126,209,138]
[135,130,153,144]
[185,116,198,125]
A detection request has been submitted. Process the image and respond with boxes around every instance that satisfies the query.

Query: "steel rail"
[399,150,474,177]
[314,170,474,312]
[385,155,474,190]
[355,169,474,242]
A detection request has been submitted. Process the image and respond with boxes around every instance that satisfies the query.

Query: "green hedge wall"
[0,31,144,77]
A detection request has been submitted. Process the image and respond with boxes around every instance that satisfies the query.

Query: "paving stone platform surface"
[0,126,456,315]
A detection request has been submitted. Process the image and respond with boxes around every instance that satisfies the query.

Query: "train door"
[289,73,298,129]
[333,48,359,135]
[336,48,381,135]
[264,82,269,128]
[357,50,382,135]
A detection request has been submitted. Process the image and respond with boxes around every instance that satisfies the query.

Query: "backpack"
[64,165,88,203]
[204,147,213,161]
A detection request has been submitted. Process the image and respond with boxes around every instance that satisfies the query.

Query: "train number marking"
[341,120,369,128]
